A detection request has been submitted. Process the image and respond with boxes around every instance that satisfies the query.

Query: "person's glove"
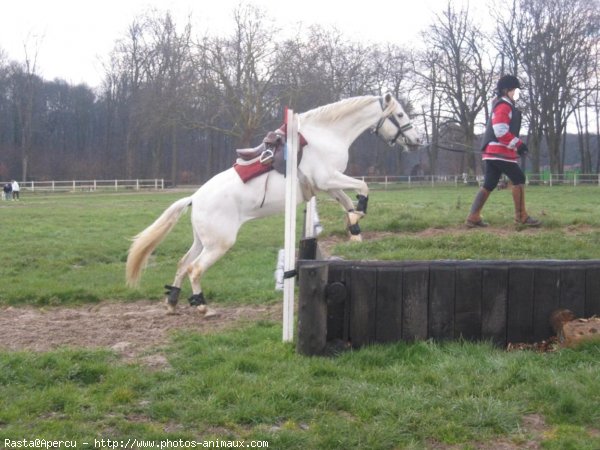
[517,142,529,156]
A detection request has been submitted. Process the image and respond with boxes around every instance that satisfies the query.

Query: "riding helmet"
[496,75,521,94]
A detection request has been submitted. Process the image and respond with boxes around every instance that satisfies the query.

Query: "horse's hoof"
[349,234,363,242]
[165,299,179,315]
[196,304,208,315]
[204,308,219,318]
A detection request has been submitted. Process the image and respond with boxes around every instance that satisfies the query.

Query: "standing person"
[11,180,20,200]
[3,182,11,201]
[465,75,541,228]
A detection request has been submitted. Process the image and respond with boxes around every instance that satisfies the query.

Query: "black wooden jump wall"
[296,259,600,355]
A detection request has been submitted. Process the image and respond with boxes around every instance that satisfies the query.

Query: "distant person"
[465,75,541,228]
[3,182,11,201]
[11,180,20,200]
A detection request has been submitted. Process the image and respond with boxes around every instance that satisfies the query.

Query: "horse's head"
[371,93,420,149]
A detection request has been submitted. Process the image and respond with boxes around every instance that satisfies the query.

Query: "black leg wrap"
[348,223,361,236]
[356,195,369,214]
[164,285,181,306]
[188,292,206,307]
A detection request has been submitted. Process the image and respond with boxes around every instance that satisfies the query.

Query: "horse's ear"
[384,93,392,104]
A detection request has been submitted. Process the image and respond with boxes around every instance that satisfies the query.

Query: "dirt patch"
[0,300,281,364]
[428,414,548,449]
[317,227,539,258]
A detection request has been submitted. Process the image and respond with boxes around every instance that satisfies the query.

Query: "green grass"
[0,191,286,306]
[317,185,600,260]
[0,323,599,449]
[1,186,600,449]
[2,185,600,306]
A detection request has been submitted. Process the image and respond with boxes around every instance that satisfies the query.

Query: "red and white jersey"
[482,97,522,162]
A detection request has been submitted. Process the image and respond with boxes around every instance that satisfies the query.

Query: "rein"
[420,141,481,154]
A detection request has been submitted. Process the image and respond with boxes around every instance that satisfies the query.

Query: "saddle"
[234,125,307,177]
[236,131,284,164]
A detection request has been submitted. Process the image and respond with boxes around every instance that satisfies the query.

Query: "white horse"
[126,93,419,314]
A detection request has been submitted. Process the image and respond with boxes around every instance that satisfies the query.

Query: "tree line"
[0,0,598,185]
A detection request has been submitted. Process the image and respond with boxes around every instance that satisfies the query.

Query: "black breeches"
[482,159,526,191]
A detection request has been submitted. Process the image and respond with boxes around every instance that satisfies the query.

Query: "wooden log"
[376,267,403,343]
[298,237,318,260]
[550,309,576,333]
[481,266,508,346]
[298,259,600,353]
[455,265,482,340]
[402,265,429,341]
[550,309,600,348]
[428,264,455,341]
[348,266,377,347]
[507,265,535,343]
[561,318,600,347]
[559,266,586,317]
[326,264,350,342]
[297,262,328,355]
[533,266,560,342]
[585,266,600,317]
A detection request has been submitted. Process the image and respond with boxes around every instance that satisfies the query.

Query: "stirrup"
[259,149,274,164]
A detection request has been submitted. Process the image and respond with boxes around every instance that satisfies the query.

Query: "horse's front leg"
[326,175,369,242]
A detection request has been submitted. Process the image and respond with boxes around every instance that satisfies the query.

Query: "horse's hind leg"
[164,238,203,314]
[187,241,234,316]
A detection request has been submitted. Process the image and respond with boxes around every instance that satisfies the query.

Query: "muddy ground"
[0,300,281,366]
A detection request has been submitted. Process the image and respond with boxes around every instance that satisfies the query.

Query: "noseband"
[371,97,414,146]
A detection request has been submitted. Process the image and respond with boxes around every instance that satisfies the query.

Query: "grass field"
[2,185,600,306]
[0,185,599,449]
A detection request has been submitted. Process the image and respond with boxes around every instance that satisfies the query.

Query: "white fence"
[4,173,599,194]
[3,179,165,193]
[354,173,600,188]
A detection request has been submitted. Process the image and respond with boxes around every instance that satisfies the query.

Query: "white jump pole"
[305,196,323,238]
[283,109,299,342]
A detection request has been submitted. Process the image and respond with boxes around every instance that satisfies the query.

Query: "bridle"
[371,96,415,146]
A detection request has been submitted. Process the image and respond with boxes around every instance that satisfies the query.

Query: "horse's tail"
[126,196,193,287]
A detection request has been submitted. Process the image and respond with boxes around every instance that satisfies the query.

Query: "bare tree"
[414,49,445,175]
[140,12,194,184]
[594,51,600,173]
[105,18,149,178]
[573,28,600,173]
[517,0,599,174]
[12,36,43,181]
[421,1,496,175]
[196,4,281,148]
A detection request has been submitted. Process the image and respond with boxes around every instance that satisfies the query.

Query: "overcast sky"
[0,0,483,88]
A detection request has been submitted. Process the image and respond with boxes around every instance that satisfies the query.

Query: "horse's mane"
[300,96,378,124]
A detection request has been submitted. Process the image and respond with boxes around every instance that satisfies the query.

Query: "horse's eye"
[398,112,404,118]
